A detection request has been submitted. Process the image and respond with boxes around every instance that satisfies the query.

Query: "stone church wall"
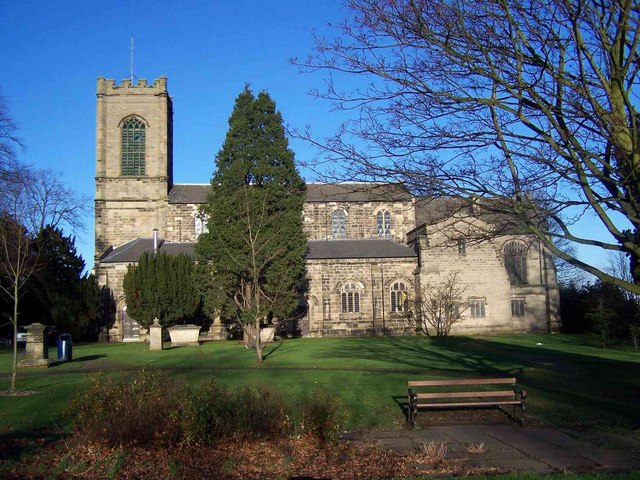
[305,257,417,336]
[165,203,200,242]
[303,200,414,241]
[412,219,559,334]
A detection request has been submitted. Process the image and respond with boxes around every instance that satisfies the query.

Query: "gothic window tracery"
[121,117,146,176]
[504,241,528,286]
[390,281,409,312]
[341,283,360,313]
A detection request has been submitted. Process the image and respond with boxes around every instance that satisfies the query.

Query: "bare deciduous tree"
[405,272,469,336]
[0,167,88,391]
[295,0,640,293]
[0,91,22,178]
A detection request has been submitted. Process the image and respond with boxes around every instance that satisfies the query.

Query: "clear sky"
[1,0,352,270]
[0,0,613,279]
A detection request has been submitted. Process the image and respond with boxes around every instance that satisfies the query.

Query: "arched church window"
[331,208,347,239]
[121,117,146,176]
[377,210,391,238]
[504,241,528,285]
[390,281,409,312]
[341,283,360,313]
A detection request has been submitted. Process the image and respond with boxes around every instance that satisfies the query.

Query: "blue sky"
[1,0,351,270]
[0,0,613,278]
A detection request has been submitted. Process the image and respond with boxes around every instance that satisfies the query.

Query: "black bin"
[57,333,73,362]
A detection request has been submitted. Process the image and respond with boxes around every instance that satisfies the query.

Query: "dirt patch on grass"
[0,389,38,397]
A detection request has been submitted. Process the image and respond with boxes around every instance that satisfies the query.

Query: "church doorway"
[121,305,140,341]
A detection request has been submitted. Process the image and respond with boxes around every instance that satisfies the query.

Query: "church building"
[93,77,560,341]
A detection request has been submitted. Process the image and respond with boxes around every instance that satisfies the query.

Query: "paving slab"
[344,425,640,474]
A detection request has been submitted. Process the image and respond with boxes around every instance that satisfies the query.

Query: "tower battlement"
[97,77,168,95]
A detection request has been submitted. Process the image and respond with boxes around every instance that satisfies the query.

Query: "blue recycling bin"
[57,333,73,362]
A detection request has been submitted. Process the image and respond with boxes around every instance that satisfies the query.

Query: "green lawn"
[1,334,639,436]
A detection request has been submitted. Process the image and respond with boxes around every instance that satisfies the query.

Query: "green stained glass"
[121,118,146,176]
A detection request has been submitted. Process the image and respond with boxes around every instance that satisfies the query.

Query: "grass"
[404,475,640,480]
[1,333,639,437]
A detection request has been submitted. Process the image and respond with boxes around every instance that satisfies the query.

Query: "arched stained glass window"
[331,208,347,239]
[377,210,391,238]
[390,281,409,312]
[504,241,528,286]
[341,283,360,313]
[121,117,146,176]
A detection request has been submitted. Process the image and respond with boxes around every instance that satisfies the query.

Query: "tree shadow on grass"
[59,354,106,363]
[0,428,65,467]
[320,335,640,430]
[262,341,283,361]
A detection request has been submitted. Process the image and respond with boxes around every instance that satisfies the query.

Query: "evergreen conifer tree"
[123,252,202,330]
[23,226,102,340]
[195,86,306,362]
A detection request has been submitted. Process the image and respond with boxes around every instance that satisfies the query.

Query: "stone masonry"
[93,77,560,341]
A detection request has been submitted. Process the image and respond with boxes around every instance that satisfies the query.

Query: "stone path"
[345,425,640,474]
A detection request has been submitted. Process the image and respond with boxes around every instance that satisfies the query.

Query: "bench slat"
[415,400,522,408]
[415,390,515,400]
[409,378,516,387]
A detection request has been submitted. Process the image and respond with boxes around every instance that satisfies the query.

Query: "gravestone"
[18,323,51,368]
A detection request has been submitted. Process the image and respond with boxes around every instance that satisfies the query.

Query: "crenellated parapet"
[97,77,168,95]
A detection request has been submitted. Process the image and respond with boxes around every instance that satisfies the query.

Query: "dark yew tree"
[295,0,640,293]
[123,252,202,330]
[24,226,101,340]
[195,86,307,363]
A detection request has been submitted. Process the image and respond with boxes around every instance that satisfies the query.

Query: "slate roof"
[414,197,473,226]
[168,184,210,204]
[101,238,416,263]
[305,182,412,202]
[167,182,412,205]
[413,196,538,236]
[307,239,416,260]
[100,238,196,263]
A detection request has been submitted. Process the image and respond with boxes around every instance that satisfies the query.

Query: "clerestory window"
[377,210,391,238]
[331,208,347,239]
[121,117,146,176]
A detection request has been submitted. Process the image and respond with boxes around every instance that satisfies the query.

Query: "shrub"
[180,381,290,445]
[69,375,346,447]
[67,370,181,446]
[179,380,237,444]
[300,387,349,445]
[237,383,290,437]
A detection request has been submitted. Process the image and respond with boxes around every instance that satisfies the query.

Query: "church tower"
[94,77,173,260]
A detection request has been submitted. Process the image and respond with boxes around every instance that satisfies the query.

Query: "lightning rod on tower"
[130,35,134,83]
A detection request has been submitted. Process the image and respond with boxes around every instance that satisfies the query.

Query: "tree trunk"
[255,317,263,363]
[10,280,18,392]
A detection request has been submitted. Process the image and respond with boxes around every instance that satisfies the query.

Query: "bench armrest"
[408,388,417,406]
[513,387,527,401]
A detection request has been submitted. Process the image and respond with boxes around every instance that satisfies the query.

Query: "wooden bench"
[407,378,526,427]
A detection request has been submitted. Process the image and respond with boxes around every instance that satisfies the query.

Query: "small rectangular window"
[511,298,525,316]
[457,238,466,255]
[469,298,486,318]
